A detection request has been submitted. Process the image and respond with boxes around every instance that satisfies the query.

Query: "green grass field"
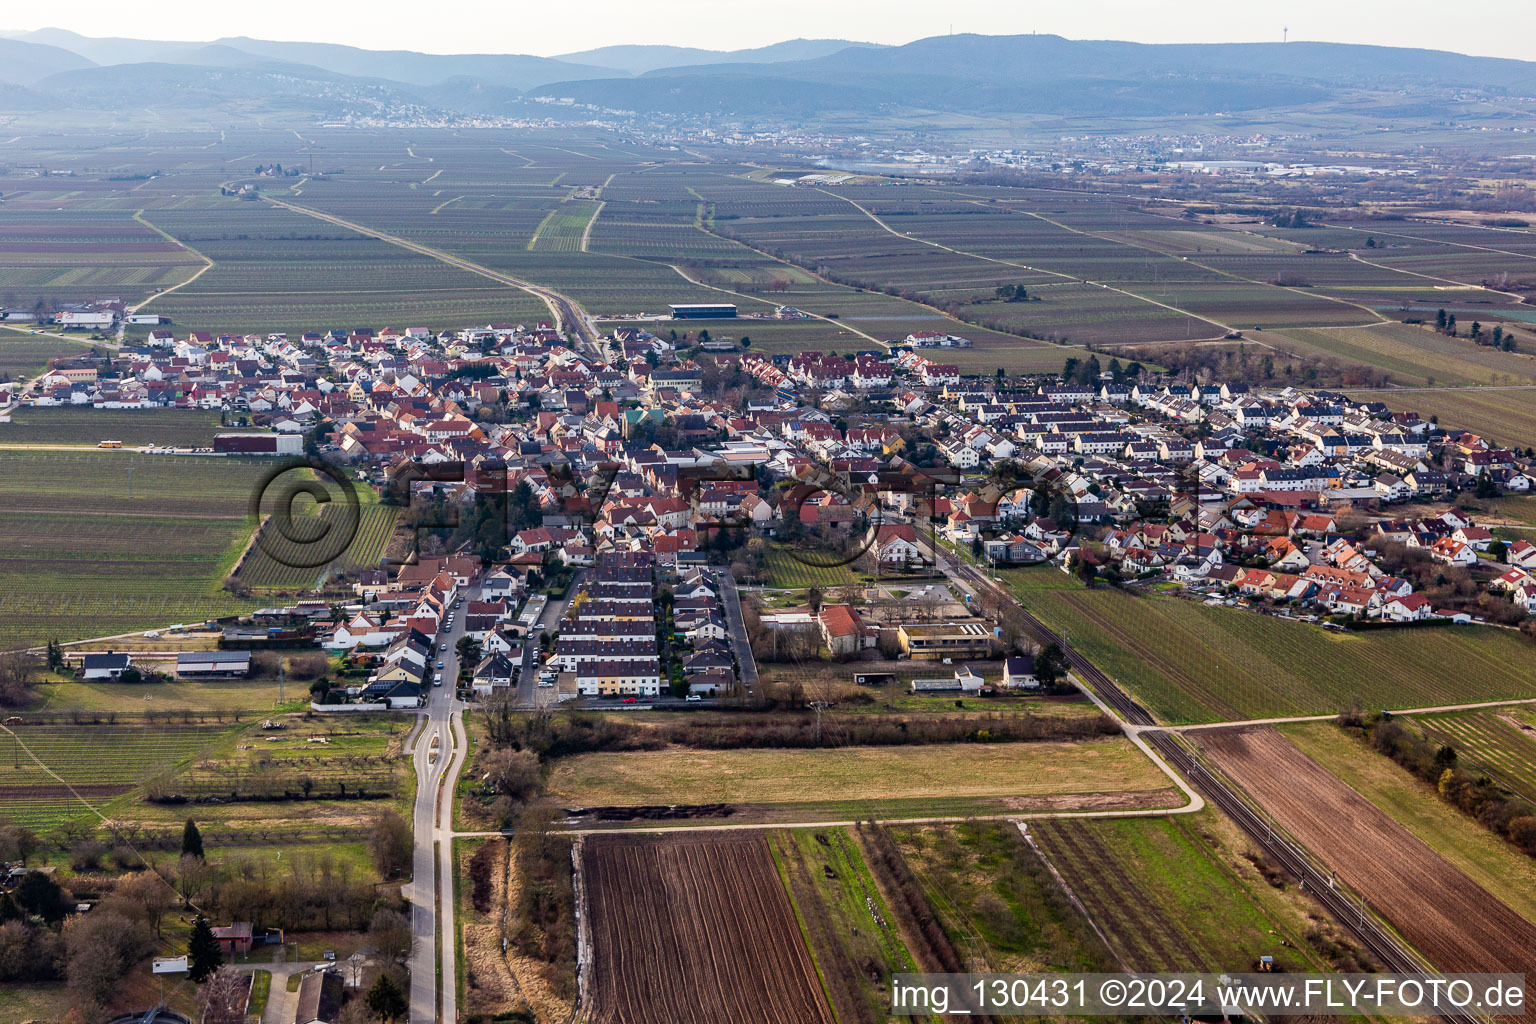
[236,502,399,590]
[545,738,1174,821]
[769,827,933,1024]
[1273,323,1536,386]
[1279,721,1536,924]
[31,678,296,713]
[1031,812,1359,972]
[1005,569,1536,724]
[891,820,1120,974]
[762,546,865,589]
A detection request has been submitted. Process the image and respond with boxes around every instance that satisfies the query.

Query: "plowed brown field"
[1201,727,1536,977]
[583,832,835,1024]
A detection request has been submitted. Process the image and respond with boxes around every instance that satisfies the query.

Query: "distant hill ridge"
[2,28,1533,119]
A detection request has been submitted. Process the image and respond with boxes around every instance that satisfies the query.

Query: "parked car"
[685,694,703,702]
[622,697,638,704]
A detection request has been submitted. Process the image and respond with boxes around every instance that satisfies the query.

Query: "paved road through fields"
[407,587,476,1024]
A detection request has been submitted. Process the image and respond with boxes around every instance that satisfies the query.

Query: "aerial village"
[17,310,1536,708]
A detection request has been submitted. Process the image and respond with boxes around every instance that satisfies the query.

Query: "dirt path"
[130,210,216,314]
[257,195,599,352]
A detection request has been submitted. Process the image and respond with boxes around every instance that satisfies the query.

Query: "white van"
[433,673,443,687]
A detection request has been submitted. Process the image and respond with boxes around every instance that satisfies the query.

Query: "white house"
[81,652,132,680]
[1001,656,1038,689]
[1381,593,1434,622]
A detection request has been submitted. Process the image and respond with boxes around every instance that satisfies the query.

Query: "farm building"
[55,309,113,329]
[213,432,303,455]
[81,652,132,680]
[669,303,737,320]
[175,650,252,678]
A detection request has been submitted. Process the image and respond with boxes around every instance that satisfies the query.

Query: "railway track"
[944,556,1486,1024]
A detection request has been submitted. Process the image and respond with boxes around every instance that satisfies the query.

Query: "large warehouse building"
[669,303,737,320]
[213,433,303,455]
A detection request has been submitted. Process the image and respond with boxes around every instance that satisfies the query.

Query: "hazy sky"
[8,0,1535,61]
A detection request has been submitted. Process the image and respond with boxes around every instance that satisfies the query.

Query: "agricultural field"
[1004,570,1536,724]
[0,720,237,831]
[110,712,415,847]
[768,827,930,1024]
[761,547,864,589]
[235,502,399,591]
[1479,495,1536,529]
[529,200,603,252]
[1410,710,1536,802]
[1030,814,1344,973]
[1280,720,1536,924]
[582,832,836,1024]
[890,820,1120,974]
[0,332,99,384]
[169,712,409,803]
[0,450,264,649]
[30,677,294,714]
[1348,386,1536,448]
[1271,323,1536,386]
[544,739,1176,822]
[0,207,206,305]
[137,199,551,337]
[1202,726,1536,977]
[0,406,230,447]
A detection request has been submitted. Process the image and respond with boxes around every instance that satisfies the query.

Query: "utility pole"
[811,700,828,745]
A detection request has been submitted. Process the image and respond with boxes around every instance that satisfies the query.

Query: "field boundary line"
[527,207,561,251]
[1168,695,1536,732]
[931,184,1391,329]
[813,186,1244,338]
[693,175,1089,354]
[579,201,604,253]
[129,209,216,315]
